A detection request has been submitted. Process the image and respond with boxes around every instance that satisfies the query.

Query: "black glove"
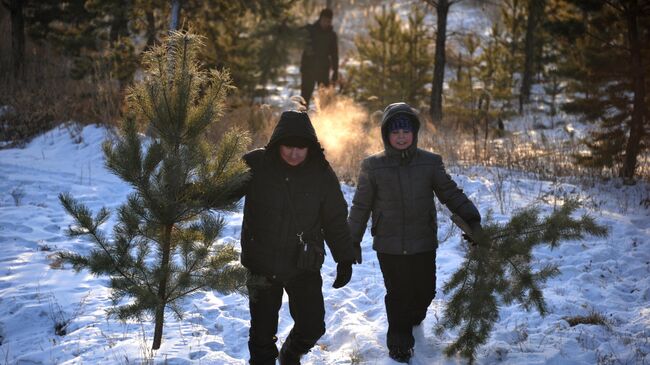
[332,261,353,289]
[466,221,487,247]
[352,242,362,264]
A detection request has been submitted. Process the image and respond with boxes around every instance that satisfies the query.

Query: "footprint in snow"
[189,350,207,360]
[363,306,385,321]
[0,222,33,234]
[205,341,225,351]
[44,224,60,233]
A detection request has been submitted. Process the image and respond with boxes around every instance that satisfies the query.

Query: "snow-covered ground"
[1,124,649,364]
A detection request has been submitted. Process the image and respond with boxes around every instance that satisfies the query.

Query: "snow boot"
[389,348,413,363]
[278,343,301,365]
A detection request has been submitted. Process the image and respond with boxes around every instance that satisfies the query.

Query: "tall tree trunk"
[326,0,333,9]
[621,0,646,182]
[169,0,181,32]
[109,0,129,43]
[146,9,156,49]
[430,0,450,124]
[152,224,173,350]
[9,0,24,78]
[519,0,545,113]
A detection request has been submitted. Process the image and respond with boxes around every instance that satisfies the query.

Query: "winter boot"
[278,343,301,365]
[388,347,413,363]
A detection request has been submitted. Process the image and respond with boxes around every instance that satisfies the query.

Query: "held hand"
[332,261,353,289]
[352,242,362,264]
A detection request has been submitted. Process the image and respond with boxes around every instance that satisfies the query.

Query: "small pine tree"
[475,22,515,156]
[346,5,433,111]
[541,69,564,127]
[446,34,481,133]
[499,0,527,87]
[58,30,250,350]
[438,200,608,363]
[188,1,299,98]
[447,22,515,159]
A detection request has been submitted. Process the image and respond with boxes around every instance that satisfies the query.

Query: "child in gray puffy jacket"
[348,102,483,363]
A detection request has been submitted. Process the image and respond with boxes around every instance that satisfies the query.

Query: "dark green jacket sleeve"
[431,155,481,224]
[230,149,264,201]
[348,158,375,243]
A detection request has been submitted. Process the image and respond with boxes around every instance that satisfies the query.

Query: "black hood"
[380,102,420,157]
[267,111,319,149]
[266,111,325,165]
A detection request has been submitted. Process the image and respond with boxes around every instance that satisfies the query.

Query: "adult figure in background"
[300,8,338,107]
[347,102,483,363]
[237,111,355,365]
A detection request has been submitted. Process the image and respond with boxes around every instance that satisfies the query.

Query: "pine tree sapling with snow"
[58,30,250,350]
[439,200,608,363]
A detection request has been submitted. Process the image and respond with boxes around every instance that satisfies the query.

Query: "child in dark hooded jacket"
[238,110,355,365]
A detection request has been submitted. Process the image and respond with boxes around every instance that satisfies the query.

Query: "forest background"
[1,0,648,184]
[1,1,649,364]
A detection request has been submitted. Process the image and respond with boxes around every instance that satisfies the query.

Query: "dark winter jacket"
[238,111,354,280]
[348,103,481,255]
[300,22,338,80]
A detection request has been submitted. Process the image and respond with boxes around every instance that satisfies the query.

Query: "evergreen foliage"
[499,0,527,88]
[550,0,650,179]
[447,34,481,131]
[446,23,513,157]
[188,0,300,98]
[22,1,298,98]
[346,5,434,111]
[58,30,250,350]
[438,200,608,363]
[24,0,99,80]
[24,0,138,84]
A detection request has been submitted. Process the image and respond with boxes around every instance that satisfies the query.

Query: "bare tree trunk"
[152,224,173,350]
[109,0,129,43]
[326,0,333,9]
[621,0,646,182]
[519,0,546,113]
[170,0,181,32]
[430,0,450,124]
[145,9,156,49]
[9,0,24,78]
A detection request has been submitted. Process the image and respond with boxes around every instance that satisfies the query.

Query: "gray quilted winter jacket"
[348,103,481,255]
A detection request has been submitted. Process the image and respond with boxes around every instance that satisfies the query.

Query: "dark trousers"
[377,250,437,351]
[247,272,326,365]
[300,70,330,107]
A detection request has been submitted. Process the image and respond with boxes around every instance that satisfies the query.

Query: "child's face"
[279,145,308,166]
[388,129,414,150]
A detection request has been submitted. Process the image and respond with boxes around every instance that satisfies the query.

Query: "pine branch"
[59,193,141,289]
[440,200,608,363]
[167,264,247,302]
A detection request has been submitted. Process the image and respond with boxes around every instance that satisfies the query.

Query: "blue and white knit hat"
[387,114,413,132]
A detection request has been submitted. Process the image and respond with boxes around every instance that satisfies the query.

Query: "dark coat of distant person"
[300,8,339,106]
